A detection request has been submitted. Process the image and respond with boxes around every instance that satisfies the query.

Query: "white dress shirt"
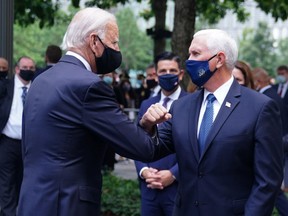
[2,76,31,139]
[197,76,234,137]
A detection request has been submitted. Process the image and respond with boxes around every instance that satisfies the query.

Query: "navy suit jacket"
[158,80,283,216]
[17,55,163,216]
[262,86,288,135]
[272,83,288,114]
[135,89,188,201]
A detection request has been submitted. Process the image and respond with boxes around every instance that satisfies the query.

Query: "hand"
[146,170,175,189]
[140,103,172,134]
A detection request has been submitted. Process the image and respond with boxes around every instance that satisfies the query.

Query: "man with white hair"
[140,29,283,215]
[17,7,168,216]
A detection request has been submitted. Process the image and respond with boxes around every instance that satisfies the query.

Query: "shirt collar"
[66,51,92,71]
[15,75,31,89]
[160,86,181,101]
[203,75,234,105]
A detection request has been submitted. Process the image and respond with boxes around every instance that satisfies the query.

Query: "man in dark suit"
[135,51,187,216]
[0,57,9,80]
[140,29,283,215]
[0,56,36,216]
[33,44,62,80]
[17,8,167,216]
[253,67,288,216]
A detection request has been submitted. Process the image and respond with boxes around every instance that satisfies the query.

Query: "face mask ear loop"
[208,54,217,62]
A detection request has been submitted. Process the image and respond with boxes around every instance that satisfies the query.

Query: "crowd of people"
[0,6,288,216]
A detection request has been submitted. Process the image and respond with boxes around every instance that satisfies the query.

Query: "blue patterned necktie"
[21,86,28,106]
[198,94,216,155]
[162,97,170,109]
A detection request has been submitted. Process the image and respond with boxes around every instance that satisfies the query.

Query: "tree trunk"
[172,0,196,90]
[151,0,167,57]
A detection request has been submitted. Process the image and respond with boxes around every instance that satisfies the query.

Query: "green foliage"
[116,8,153,70]
[13,10,70,67]
[238,22,278,76]
[101,172,140,216]
[15,0,59,28]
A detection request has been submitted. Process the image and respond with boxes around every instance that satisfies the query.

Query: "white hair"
[61,7,116,51]
[194,29,238,70]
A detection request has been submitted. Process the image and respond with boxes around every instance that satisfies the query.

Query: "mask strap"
[97,36,108,48]
[208,54,217,61]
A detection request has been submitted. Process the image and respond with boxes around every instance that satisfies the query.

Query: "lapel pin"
[225,102,231,108]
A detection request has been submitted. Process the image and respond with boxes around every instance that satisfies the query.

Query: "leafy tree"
[238,22,277,76]
[116,8,153,70]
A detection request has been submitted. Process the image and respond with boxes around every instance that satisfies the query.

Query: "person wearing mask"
[140,29,283,215]
[0,57,9,80]
[273,65,288,192]
[145,63,161,98]
[17,8,167,216]
[33,44,62,80]
[0,56,36,216]
[252,67,288,216]
[135,51,187,216]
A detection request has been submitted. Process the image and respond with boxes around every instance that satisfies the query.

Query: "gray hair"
[194,29,238,70]
[61,7,116,51]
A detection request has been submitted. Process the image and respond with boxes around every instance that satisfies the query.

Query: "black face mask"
[146,79,158,89]
[95,36,122,74]
[19,70,34,81]
[0,71,8,79]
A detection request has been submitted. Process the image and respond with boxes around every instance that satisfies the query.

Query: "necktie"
[21,86,28,106]
[278,85,283,98]
[198,94,216,155]
[162,97,170,109]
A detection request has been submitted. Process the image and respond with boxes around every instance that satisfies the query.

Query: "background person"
[135,51,187,216]
[232,60,255,89]
[0,56,36,216]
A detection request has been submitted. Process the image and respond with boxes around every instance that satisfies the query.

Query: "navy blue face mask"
[158,74,179,91]
[185,54,217,87]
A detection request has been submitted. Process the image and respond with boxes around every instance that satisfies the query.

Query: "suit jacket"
[262,86,288,135]
[0,78,14,132]
[17,55,162,216]
[158,80,283,216]
[272,83,288,114]
[135,89,188,201]
[33,65,53,80]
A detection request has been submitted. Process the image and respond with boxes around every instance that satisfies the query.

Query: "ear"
[178,69,185,81]
[89,33,102,56]
[215,51,226,68]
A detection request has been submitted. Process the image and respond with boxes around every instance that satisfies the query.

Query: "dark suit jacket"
[135,89,188,202]
[0,78,14,132]
[17,55,163,216]
[272,83,288,114]
[262,86,288,135]
[33,65,53,80]
[158,80,283,216]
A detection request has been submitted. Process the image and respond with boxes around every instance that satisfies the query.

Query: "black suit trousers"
[0,135,23,216]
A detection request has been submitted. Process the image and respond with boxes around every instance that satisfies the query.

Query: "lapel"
[188,89,204,162]
[199,80,241,162]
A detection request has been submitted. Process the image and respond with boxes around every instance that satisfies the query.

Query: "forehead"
[0,58,8,67]
[105,22,119,38]
[157,60,179,69]
[189,36,209,52]
[19,58,35,66]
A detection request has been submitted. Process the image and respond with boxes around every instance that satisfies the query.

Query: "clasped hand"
[142,168,175,190]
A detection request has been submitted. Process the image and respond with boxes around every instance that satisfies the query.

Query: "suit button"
[194,201,199,206]
[199,172,204,178]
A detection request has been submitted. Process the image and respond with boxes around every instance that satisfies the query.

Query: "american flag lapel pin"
[225,102,231,108]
